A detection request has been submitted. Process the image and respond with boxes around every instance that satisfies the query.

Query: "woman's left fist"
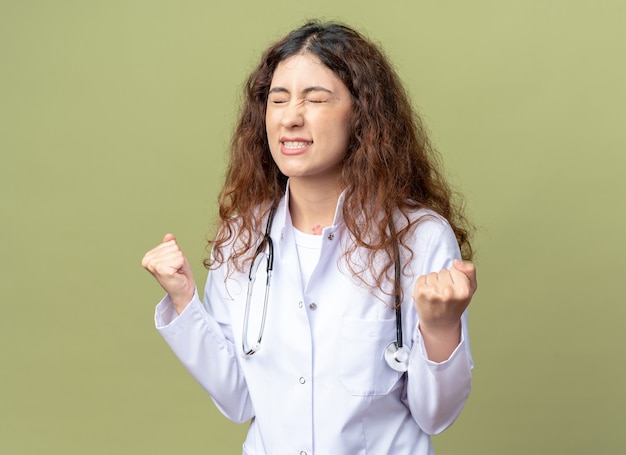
[412,259,477,331]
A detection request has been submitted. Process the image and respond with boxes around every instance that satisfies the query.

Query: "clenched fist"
[141,234,196,315]
[413,259,477,362]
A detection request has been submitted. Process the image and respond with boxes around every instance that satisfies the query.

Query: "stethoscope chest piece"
[384,342,410,372]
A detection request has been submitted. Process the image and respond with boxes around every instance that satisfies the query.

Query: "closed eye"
[268,86,333,105]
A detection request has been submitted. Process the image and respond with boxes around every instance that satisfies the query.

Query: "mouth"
[279,139,313,155]
[281,140,313,149]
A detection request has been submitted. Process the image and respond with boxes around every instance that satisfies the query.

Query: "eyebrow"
[268,86,333,95]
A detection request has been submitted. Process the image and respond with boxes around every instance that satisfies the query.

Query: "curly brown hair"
[206,20,473,289]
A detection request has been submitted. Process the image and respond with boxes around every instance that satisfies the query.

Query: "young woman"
[142,21,477,455]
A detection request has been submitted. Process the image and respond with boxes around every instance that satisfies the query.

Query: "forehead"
[270,53,345,88]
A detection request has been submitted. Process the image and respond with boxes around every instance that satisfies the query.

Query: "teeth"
[283,141,311,149]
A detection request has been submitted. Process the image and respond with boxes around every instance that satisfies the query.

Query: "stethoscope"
[241,206,410,372]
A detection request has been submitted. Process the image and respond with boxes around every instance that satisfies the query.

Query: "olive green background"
[1,1,625,454]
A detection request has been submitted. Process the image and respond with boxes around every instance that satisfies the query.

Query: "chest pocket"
[339,317,402,396]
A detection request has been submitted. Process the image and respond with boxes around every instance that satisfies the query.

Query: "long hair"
[206,20,473,290]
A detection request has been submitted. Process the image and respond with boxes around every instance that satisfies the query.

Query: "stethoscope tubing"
[241,207,275,356]
[242,206,409,371]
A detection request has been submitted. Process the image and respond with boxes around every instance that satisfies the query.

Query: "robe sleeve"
[404,216,474,435]
[155,269,255,424]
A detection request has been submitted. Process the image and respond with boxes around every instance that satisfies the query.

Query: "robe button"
[327,233,334,240]
[309,303,317,310]
[298,301,304,308]
[299,377,306,384]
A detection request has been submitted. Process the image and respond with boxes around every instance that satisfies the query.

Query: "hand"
[141,234,196,314]
[412,259,477,361]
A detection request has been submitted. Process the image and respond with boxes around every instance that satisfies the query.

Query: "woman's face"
[265,53,352,185]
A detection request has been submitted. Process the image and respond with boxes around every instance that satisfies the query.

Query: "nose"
[280,100,304,128]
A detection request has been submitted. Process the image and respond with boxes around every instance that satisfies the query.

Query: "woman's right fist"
[141,234,196,314]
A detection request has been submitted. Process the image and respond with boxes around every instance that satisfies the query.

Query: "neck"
[288,177,342,235]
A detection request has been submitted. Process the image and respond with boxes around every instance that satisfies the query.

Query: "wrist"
[418,320,461,363]
[170,287,195,315]
[419,319,461,340]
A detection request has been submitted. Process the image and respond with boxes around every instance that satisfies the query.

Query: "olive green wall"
[1,1,625,453]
